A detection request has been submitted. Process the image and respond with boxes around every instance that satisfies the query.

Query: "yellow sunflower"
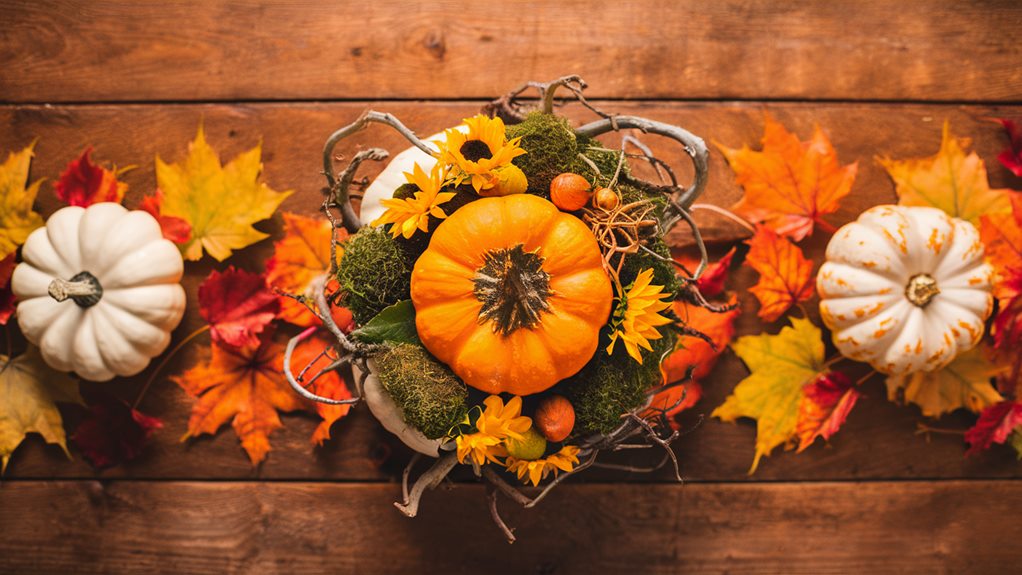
[371,162,456,239]
[455,395,532,466]
[606,268,674,364]
[439,114,527,196]
[505,445,581,486]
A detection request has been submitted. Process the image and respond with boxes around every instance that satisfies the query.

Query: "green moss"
[336,227,411,325]
[374,344,469,439]
[559,329,679,436]
[574,134,629,185]
[506,112,580,196]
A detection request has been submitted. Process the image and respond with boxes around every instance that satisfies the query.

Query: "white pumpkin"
[359,127,464,225]
[11,203,186,382]
[817,205,993,375]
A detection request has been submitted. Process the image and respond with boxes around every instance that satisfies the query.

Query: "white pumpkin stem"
[906,273,940,307]
[47,272,103,308]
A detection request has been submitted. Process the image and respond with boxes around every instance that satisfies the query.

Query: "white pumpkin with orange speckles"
[817,205,993,375]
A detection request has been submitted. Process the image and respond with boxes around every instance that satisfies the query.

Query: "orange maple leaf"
[266,212,351,328]
[650,296,740,426]
[745,227,814,322]
[288,331,354,445]
[980,192,1022,302]
[718,116,857,241]
[173,331,309,465]
[880,122,1012,226]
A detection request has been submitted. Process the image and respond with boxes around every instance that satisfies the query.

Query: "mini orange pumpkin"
[534,394,576,442]
[549,173,592,211]
[593,186,620,210]
[411,194,613,395]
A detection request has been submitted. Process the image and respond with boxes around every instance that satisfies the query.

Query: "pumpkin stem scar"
[906,273,940,307]
[473,244,552,336]
[47,271,103,308]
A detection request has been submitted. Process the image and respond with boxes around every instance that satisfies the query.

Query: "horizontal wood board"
[2,1,1021,103]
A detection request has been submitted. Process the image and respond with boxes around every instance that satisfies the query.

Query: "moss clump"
[336,227,411,324]
[574,133,630,185]
[374,344,468,439]
[560,328,679,436]
[506,112,580,195]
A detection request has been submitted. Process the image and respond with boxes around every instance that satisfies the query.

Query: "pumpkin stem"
[473,244,552,336]
[905,273,940,307]
[47,272,102,308]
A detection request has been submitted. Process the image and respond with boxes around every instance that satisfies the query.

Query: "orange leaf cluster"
[265,212,352,329]
[718,116,857,241]
[745,227,814,322]
[173,331,308,465]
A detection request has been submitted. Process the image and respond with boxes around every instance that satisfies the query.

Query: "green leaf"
[351,300,419,345]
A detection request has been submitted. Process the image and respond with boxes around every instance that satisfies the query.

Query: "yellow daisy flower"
[606,268,674,364]
[455,395,532,466]
[439,114,527,196]
[505,445,581,486]
[371,162,456,239]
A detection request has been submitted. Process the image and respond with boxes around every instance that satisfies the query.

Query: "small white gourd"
[11,203,186,381]
[817,205,993,375]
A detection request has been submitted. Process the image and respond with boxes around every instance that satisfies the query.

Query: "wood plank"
[0,480,1019,574]
[3,101,1021,481]
[2,1,1021,103]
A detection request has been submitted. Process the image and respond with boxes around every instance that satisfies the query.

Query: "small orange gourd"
[411,194,613,396]
[593,186,620,210]
[534,394,575,442]
[549,173,592,211]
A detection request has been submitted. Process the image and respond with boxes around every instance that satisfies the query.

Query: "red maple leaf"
[198,267,280,349]
[71,392,163,469]
[994,118,1022,177]
[54,147,128,207]
[0,253,15,325]
[693,247,737,298]
[139,190,192,244]
[965,400,1022,456]
[795,371,860,452]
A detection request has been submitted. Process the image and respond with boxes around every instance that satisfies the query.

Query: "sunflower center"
[460,139,493,162]
[473,244,551,336]
[905,273,940,307]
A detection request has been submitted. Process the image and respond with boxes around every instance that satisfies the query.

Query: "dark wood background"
[2,1,1021,573]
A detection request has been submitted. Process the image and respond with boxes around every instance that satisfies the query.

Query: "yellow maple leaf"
[879,122,1012,226]
[885,345,1005,418]
[713,317,824,474]
[0,144,45,260]
[156,125,292,261]
[0,348,82,472]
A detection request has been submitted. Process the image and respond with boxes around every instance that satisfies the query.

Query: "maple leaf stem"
[689,203,757,234]
[133,324,210,410]
[916,422,966,437]
[815,218,838,234]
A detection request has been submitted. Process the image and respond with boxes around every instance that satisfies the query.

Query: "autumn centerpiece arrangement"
[281,76,724,537]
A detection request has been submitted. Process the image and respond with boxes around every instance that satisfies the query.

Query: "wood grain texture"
[2,1,1021,103]
[1,480,1019,574]
[3,100,1021,481]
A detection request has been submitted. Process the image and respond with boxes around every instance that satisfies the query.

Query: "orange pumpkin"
[411,194,613,395]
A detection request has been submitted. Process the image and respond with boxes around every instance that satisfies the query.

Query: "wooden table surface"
[2,2,1021,573]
